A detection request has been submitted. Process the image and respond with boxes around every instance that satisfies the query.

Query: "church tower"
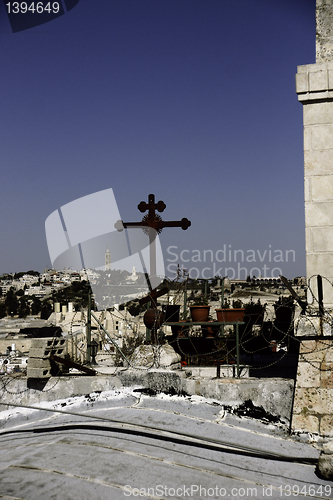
[105,245,111,271]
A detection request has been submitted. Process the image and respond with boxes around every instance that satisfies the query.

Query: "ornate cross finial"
[114,194,191,344]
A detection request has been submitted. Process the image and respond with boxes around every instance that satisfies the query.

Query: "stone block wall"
[296,62,333,307]
[296,61,333,308]
[292,337,333,436]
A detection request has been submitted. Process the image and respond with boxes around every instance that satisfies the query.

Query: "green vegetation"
[51,280,95,310]
[18,296,30,318]
[13,270,40,279]
[5,288,19,316]
[119,298,146,317]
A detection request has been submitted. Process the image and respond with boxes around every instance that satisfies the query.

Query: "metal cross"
[115,194,191,343]
[115,193,191,282]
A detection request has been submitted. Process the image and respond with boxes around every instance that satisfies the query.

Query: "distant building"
[126,266,138,282]
[105,246,111,271]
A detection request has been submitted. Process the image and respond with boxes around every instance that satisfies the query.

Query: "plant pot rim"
[190,305,210,308]
[215,308,245,311]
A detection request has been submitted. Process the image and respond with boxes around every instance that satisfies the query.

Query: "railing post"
[236,323,240,378]
[86,289,91,363]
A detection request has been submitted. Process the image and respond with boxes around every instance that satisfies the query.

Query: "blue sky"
[0,0,315,279]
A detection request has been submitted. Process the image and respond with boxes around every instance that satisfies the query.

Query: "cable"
[0,401,318,465]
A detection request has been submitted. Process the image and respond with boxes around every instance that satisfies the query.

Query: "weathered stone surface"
[317,453,333,480]
[184,365,249,378]
[320,363,333,387]
[293,387,327,414]
[28,337,66,359]
[320,415,333,436]
[304,100,333,125]
[324,345,333,361]
[29,338,66,349]
[300,339,325,356]
[292,334,333,435]
[28,347,65,358]
[305,201,333,227]
[323,439,333,453]
[309,67,329,90]
[316,0,333,63]
[304,149,333,175]
[297,362,321,388]
[26,367,52,379]
[26,358,51,369]
[292,413,320,434]
[0,373,295,426]
[295,316,333,337]
[28,348,51,359]
[312,123,333,149]
[297,62,333,101]
[296,64,333,310]
[129,344,181,368]
[312,176,333,201]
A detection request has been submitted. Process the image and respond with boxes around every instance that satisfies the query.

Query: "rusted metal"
[280,275,307,314]
[115,193,191,280]
[139,286,169,307]
[317,274,324,317]
[115,193,191,233]
[115,194,191,344]
[50,354,96,376]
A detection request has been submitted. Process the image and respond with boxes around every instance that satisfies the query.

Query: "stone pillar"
[296,0,333,308]
[292,317,333,436]
[292,2,333,447]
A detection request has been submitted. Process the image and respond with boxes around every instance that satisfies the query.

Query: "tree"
[31,297,42,315]
[5,288,18,316]
[0,303,6,318]
[40,301,53,320]
[18,297,30,318]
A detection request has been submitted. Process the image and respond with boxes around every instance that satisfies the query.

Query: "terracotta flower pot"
[143,309,164,329]
[164,305,180,322]
[190,305,210,322]
[215,308,245,323]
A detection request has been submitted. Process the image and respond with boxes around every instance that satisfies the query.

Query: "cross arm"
[156,218,191,230]
[114,220,145,231]
[114,218,191,231]
[139,286,169,306]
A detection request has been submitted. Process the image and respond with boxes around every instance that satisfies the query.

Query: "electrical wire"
[0,401,318,465]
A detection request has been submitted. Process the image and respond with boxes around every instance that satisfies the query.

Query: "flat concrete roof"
[0,390,331,499]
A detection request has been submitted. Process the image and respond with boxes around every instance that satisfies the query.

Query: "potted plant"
[164,304,180,322]
[244,298,266,326]
[165,265,188,324]
[189,295,210,322]
[274,296,295,323]
[216,299,245,323]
